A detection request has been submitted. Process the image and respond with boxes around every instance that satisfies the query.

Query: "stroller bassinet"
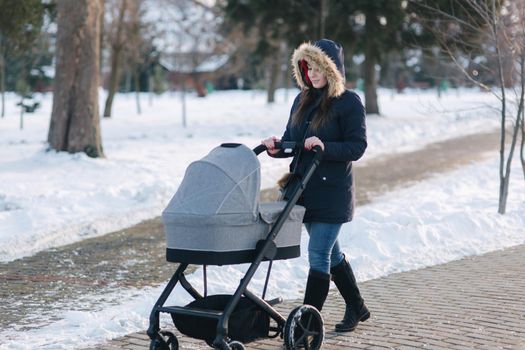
[162,143,305,265]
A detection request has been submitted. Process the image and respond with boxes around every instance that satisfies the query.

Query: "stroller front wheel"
[150,331,178,350]
[284,305,324,350]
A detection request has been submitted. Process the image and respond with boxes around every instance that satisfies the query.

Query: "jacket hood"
[291,39,346,98]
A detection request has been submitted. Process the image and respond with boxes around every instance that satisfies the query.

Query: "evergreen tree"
[220,0,312,103]
[0,0,46,117]
[330,1,406,115]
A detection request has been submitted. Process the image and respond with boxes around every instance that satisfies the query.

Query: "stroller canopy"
[163,144,261,226]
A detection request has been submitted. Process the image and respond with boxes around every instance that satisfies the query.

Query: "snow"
[0,87,524,349]
[0,88,507,263]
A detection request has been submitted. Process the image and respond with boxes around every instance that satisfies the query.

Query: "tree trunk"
[267,46,281,104]
[134,68,141,114]
[0,46,5,118]
[148,74,153,106]
[284,48,291,103]
[520,109,525,180]
[19,96,24,129]
[181,78,187,128]
[319,0,327,39]
[103,0,127,118]
[364,11,380,115]
[103,47,122,117]
[99,2,105,79]
[48,0,104,158]
[516,68,525,181]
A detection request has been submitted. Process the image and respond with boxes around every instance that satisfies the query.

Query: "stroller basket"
[162,144,305,265]
[173,294,270,344]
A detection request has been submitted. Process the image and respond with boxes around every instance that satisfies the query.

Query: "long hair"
[291,88,333,131]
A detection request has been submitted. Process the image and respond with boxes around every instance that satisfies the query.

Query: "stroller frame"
[147,142,324,350]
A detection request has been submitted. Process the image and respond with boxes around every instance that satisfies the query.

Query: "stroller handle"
[253,142,323,157]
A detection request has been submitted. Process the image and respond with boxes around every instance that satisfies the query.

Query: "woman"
[262,39,369,332]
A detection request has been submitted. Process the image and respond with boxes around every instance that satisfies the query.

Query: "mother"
[262,38,370,332]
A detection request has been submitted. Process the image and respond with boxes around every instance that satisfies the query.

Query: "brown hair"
[291,88,333,131]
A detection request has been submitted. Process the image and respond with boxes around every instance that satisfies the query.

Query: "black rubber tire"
[228,341,245,350]
[150,331,178,350]
[284,305,324,350]
[150,337,167,350]
[166,332,179,350]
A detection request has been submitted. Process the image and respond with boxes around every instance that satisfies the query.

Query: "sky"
[0,87,524,349]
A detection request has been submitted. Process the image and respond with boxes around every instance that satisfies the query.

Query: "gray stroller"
[147,142,324,350]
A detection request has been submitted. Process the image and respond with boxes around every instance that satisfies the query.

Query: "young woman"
[262,39,370,332]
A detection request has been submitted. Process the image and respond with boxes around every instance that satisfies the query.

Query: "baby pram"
[147,142,324,350]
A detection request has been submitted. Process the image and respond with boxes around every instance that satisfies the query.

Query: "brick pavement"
[92,244,525,350]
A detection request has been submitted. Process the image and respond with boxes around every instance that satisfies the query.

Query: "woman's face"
[307,63,328,89]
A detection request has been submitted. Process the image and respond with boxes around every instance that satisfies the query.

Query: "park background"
[0,0,524,349]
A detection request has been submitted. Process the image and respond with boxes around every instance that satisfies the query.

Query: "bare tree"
[520,103,525,180]
[161,0,226,98]
[48,0,104,158]
[412,0,525,214]
[103,0,128,118]
[152,0,227,126]
[124,0,152,115]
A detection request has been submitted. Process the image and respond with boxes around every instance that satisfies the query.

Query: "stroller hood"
[163,144,260,225]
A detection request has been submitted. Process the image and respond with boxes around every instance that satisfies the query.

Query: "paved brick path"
[90,244,525,350]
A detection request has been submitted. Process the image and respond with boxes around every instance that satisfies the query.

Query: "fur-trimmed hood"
[291,39,346,98]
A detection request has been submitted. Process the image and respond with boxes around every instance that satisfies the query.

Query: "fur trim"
[291,42,345,98]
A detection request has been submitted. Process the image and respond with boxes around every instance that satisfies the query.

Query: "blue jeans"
[304,222,345,274]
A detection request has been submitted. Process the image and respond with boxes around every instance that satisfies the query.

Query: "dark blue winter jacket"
[276,39,367,223]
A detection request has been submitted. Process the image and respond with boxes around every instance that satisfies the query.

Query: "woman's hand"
[261,136,280,155]
[304,136,324,151]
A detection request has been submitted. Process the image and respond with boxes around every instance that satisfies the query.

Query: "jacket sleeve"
[323,93,367,162]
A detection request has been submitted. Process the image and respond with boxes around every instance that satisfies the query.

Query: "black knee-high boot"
[303,269,331,311]
[330,255,370,332]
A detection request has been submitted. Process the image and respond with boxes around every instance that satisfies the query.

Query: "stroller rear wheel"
[208,339,245,350]
[227,340,245,349]
[150,331,178,350]
[284,305,324,350]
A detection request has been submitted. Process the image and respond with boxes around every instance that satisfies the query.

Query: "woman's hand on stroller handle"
[261,136,280,155]
[254,140,323,156]
[275,141,299,154]
[255,139,304,155]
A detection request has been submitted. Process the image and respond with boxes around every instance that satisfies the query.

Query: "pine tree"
[0,0,45,117]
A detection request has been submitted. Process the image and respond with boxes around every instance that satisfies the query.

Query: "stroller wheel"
[228,340,245,350]
[284,305,324,350]
[150,331,178,350]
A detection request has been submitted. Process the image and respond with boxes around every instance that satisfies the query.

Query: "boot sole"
[334,311,371,332]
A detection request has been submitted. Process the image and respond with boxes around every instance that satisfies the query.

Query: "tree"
[220,0,404,111]
[220,0,319,103]
[48,0,104,158]
[161,0,226,97]
[0,0,45,118]
[335,1,407,115]
[103,0,129,118]
[410,0,524,214]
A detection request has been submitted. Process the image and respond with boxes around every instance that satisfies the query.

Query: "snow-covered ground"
[0,88,506,262]
[1,88,524,349]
